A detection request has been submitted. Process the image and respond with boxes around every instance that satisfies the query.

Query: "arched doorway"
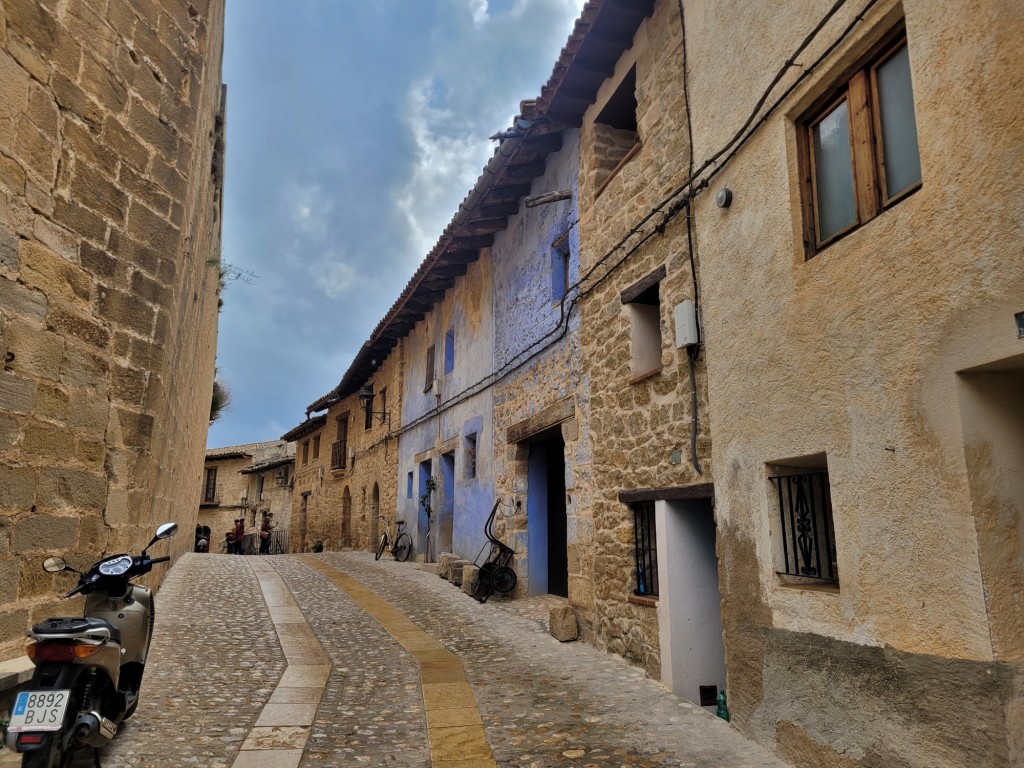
[370,483,380,550]
[341,486,352,548]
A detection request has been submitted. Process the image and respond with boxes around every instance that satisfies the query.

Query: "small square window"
[444,331,455,374]
[551,230,571,302]
[464,433,477,479]
[621,265,665,380]
[768,457,839,585]
[632,501,658,597]
[424,345,435,392]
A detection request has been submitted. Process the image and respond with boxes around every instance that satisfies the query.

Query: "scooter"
[5,522,178,768]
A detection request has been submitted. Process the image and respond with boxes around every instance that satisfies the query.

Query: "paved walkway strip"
[299,556,496,768]
[232,558,331,768]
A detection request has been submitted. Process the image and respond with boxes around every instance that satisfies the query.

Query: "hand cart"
[472,499,518,603]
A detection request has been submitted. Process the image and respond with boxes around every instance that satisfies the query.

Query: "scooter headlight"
[98,555,133,576]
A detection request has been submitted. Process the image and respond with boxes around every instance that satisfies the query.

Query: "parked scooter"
[5,522,178,767]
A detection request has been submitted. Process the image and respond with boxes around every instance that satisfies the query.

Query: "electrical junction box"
[674,299,698,348]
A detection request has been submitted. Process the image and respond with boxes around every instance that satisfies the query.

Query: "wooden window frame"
[203,467,217,503]
[799,27,921,258]
[423,345,435,393]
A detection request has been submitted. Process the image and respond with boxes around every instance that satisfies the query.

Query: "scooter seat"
[32,617,121,644]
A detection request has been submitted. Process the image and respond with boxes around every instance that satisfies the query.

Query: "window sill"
[594,141,642,200]
[775,573,840,594]
[628,593,658,608]
[630,367,662,385]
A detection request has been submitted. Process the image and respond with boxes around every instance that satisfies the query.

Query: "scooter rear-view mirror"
[42,556,67,573]
[143,522,179,554]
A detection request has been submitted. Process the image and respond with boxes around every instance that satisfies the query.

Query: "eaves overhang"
[307,0,653,415]
[280,414,327,442]
[242,456,295,475]
[205,452,250,462]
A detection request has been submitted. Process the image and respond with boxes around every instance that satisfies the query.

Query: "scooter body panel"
[84,584,153,666]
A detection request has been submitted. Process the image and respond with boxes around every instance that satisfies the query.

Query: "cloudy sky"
[207,0,587,448]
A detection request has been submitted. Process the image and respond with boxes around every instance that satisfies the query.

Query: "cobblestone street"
[47,552,790,767]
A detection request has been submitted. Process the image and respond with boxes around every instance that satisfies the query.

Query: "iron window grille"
[770,471,838,583]
[632,501,658,597]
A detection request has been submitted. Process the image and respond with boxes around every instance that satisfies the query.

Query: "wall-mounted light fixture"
[358,385,391,428]
[715,188,733,208]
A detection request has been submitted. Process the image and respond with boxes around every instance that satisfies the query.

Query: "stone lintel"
[618,483,714,505]
[506,397,575,444]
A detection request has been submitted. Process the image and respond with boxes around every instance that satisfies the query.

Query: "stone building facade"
[286,345,402,556]
[0,0,225,659]
[277,0,1023,764]
[681,0,1024,764]
[570,1,716,691]
[199,440,293,552]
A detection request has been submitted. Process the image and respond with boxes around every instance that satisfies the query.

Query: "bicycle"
[375,517,413,562]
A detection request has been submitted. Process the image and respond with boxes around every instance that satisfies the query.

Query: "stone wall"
[0,0,225,659]
[575,1,705,679]
[296,345,403,556]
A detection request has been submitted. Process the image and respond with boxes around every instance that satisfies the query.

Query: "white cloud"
[314,258,359,299]
[394,78,490,263]
[465,0,489,27]
[284,181,333,241]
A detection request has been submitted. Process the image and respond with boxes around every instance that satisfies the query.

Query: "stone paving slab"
[305,551,792,768]
[45,551,792,767]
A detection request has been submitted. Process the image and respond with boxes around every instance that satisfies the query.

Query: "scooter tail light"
[74,643,101,659]
[27,641,101,663]
[18,733,44,745]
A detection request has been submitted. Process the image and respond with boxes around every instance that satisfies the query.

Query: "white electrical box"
[432,379,441,397]
[674,299,698,348]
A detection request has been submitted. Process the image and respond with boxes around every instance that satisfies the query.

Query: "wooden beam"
[525,189,572,208]
[449,234,494,249]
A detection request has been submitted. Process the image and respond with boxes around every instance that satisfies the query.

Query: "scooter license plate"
[7,690,70,732]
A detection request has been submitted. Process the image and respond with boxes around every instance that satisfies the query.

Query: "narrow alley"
[63,553,788,768]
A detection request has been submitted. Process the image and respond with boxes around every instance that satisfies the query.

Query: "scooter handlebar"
[150,556,170,564]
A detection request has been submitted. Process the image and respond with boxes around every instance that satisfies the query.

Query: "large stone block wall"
[0,0,225,659]
[575,2,706,679]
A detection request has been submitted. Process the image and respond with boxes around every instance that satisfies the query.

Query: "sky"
[207,0,588,449]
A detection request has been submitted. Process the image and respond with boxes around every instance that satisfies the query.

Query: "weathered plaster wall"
[0,0,225,659]
[490,130,595,607]
[398,258,495,562]
[575,3,707,679]
[683,0,1024,763]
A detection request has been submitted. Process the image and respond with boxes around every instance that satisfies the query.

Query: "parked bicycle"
[375,517,413,562]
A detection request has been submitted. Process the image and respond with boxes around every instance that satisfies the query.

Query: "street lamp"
[357,385,391,429]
